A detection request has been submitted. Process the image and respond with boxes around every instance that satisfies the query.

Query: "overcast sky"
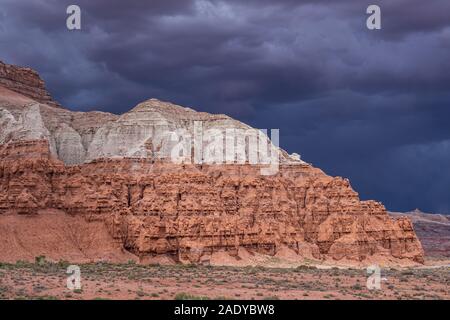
[1,0,449,213]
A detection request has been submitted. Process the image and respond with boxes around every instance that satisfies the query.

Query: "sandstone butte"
[0,60,424,266]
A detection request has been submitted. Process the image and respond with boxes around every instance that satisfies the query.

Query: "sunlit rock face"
[0,140,425,265]
[0,86,302,167]
[0,60,301,167]
[0,61,424,266]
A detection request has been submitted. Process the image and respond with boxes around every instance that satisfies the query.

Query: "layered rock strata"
[0,139,424,264]
[0,61,424,265]
[0,61,62,108]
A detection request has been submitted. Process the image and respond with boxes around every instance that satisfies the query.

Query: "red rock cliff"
[0,140,424,265]
[0,61,425,266]
[0,61,62,108]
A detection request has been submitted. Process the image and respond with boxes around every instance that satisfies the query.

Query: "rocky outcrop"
[0,61,425,266]
[0,209,136,263]
[0,140,424,265]
[390,210,450,259]
[0,61,62,108]
[0,80,298,167]
[0,86,119,164]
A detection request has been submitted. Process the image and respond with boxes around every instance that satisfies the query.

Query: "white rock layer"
[0,86,304,166]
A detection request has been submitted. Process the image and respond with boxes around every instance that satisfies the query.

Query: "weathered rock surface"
[390,210,450,259]
[0,61,425,266]
[0,86,119,165]
[0,73,298,167]
[0,61,62,108]
[0,139,424,265]
[0,209,136,263]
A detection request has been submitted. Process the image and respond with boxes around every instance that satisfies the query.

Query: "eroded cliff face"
[0,140,424,265]
[0,61,62,109]
[0,86,296,167]
[0,61,424,266]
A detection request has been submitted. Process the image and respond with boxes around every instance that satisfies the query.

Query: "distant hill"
[389,209,450,259]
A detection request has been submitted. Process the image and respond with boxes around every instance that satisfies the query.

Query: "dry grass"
[0,260,448,300]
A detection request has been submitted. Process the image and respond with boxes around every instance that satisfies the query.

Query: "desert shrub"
[351,283,363,290]
[174,292,210,300]
[35,256,47,265]
[263,295,280,300]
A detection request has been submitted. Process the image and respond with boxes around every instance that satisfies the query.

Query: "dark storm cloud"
[0,0,449,212]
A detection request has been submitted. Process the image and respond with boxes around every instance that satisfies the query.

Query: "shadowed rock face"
[0,62,425,266]
[0,61,62,109]
[390,210,450,259]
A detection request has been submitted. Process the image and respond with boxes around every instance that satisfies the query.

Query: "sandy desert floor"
[0,260,449,300]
